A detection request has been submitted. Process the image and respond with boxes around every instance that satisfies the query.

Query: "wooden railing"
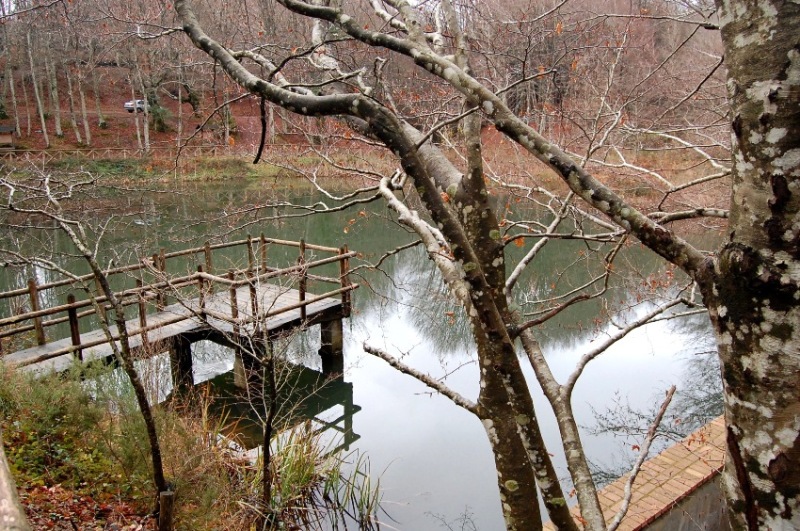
[0,236,355,362]
[0,145,228,162]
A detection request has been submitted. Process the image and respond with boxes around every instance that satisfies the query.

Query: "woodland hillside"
[1,0,727,168]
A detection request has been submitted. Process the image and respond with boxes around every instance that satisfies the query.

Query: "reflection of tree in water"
[356,245,475,356]
[588,314,722,486]
[671,350,723,434]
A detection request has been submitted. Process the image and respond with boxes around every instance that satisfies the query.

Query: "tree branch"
[363,343,477,414]
[607,385,677,531]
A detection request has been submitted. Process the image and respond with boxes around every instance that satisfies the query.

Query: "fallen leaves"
[20,484,155,530]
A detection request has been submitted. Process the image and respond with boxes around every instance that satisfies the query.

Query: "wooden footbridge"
[0,236,357,387]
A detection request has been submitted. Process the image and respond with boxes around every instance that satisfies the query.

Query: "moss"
[549,497,566,507]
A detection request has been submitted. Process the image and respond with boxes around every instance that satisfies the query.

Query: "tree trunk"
[19,70,31,137]
[89,59,106,128]
[709,0,800,528]
[63,63,82,145]
[7,70,21,137]
[135,67,150,153]
[129,73,143,150]
[53,220,168,515]
[268,104,275,144]
[26,30,49,148]
[76,71,92,146]
[0,429,31,531]
[44,48,63,138]
[176,74,183,148]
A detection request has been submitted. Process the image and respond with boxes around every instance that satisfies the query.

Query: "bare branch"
[607,385,677,531]
[0,0,64,20]
[564,299,686,395]
[363,343,477,414]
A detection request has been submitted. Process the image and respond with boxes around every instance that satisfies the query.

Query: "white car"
[124,99,146,113]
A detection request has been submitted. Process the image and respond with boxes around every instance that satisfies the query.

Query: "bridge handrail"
[0,238,354,357]
[0,236,341,301]
[202,284,358,325]
[0,253,352,330]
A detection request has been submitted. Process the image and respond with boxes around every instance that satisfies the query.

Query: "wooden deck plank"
[3,283,343,377]
[543,417,726,530]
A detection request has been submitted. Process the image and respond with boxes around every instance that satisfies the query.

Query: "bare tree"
[0,171,171,523]
[173,0,800,529]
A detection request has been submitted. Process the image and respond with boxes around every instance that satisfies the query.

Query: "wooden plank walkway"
[544,416,726,530]
[4,282,342,377]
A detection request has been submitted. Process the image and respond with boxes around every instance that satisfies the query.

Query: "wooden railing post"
[136,279,149,351]
[152,252,165,310]
[158,248,167,308]
[204,241,213,275]
[260,233,267,273]
[27,279,46,346]
[246,234,255,273]
[298,239,307,321]
[247,269,259,321]
[228,269,240,336]
[339,245,352,318]
[197,265,206,317]
[66,294,82,361]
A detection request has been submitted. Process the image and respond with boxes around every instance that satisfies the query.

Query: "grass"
[0,363,382,530]
[45,157,150,178]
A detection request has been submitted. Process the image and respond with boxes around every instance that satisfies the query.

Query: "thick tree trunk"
[89,60,106,128]
[0,429,31,531]
[711,0,800,528]
[129,73,143,150]
[136,70,150,152]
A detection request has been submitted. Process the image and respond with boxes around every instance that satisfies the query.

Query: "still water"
[0,180,721,530]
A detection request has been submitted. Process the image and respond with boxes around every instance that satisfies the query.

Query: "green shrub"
[0,366,121,493]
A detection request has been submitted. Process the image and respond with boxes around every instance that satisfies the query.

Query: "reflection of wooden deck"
[544,416,726,530]
[201,364,361,452]
[4,283,343,377]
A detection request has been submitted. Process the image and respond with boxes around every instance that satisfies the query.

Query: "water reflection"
[344,241,720,528]
[197,362,360,453]
[0,183,723,530]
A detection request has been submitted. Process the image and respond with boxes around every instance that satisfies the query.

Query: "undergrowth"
[0,364,382,530]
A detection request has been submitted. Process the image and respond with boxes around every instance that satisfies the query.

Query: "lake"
[0,179,721,530]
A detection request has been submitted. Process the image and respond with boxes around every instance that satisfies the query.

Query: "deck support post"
[233,336,270,390]
[319,318,343,376]
[169,335,194,392]
[233,342,249,389]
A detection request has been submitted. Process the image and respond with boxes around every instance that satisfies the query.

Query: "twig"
[607,385,677,531]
